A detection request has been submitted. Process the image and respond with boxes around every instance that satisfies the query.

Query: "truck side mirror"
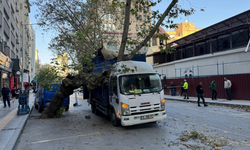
[163,76,167,89]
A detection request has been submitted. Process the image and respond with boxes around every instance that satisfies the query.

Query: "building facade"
[150,10,250,100]
[0,0,36,94]
[99,0,151,57]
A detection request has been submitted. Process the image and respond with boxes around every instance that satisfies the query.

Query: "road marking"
[31,131,102,144]
[0,108,18,131]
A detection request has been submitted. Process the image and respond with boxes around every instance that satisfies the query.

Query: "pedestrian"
[224,77,232,100]
[170,82,176,96]
[196,82,208,107]
[180,82,184,96]
[210,80,217,100]
[183,79,189,99]
[1,84,11,108]
[11,88,17,103]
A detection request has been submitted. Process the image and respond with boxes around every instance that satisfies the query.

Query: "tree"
[32,0,196,118]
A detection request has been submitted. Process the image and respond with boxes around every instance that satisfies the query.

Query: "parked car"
[34,83,70,113]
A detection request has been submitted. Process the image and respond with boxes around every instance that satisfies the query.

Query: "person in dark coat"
[196,82,208,107]
[1,84,11,108]
[170,82,176,96]
[180,82,184,96]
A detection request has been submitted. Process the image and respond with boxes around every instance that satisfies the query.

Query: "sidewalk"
[0,93,34,150]
[165,95,250,107]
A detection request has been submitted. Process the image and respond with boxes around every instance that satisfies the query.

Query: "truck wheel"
[65,105,69,111]
[38,102,43,113]
[110,109,120,127]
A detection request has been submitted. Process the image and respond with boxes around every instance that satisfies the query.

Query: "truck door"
[109,76,119,116]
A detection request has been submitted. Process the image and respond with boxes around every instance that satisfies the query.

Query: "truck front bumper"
[120,110,167,126]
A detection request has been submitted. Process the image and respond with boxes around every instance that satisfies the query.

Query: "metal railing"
[171,60,250,78]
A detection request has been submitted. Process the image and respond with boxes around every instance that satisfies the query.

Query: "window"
[139,15,142,22]
[104,24,107,30]
[107,41,117,50]
[3,9,9,20]
[148,40,151,47]
[110,76,117,96]
[144,16,146,21]
[109,23,111,30]
[112,14,115,21]
[152,38,157,46]
[139,5,142,12]
[112,24,115,31]
[147,7,149,13]
[147,16,150,21]
[159,39,163,45]
[143,6,146,13]
[122,25,124,31]
[119,74,162,95]
[136,25,139,32]
[136,14,138,22]
[109,14,111,20]
[104,14,107,20]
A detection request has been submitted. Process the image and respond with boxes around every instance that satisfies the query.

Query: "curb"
[4,98,34,150]
[165,98,250,107]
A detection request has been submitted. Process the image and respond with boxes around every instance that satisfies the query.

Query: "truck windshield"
[119,74,162,95]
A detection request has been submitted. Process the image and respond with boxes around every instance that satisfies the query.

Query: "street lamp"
[21,23,43,92]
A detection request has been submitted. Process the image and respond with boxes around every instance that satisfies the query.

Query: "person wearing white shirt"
[224,77,232,100]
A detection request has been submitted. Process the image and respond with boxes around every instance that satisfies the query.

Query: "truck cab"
[109,61,167,126]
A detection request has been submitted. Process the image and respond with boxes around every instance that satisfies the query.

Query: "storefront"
[0,52,13,96]
[11,59,21,91]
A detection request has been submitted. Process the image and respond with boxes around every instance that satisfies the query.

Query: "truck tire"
[38,102,43,113]
[65,105,69,111]
[110,109,120,127]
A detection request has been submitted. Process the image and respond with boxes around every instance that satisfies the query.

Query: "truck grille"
[130,103,160,114]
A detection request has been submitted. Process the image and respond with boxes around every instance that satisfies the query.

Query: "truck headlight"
[160,99,165,110]
[121,102,130,116]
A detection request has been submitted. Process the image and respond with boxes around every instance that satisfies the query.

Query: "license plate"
[140,115,154,120]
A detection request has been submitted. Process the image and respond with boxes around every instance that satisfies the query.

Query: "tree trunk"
[40,70,110,118]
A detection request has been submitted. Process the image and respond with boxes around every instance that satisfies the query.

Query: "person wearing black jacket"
[1,84,11,108]
[196,82,208,107]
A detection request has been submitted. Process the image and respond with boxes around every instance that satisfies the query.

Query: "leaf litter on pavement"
[172,130,250,150]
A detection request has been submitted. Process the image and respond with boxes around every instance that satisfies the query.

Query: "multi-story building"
[146,22,202,66]
[29,25,36,80]
[98,0,151,57]
[0,0,36,93]
[166,21,202,43]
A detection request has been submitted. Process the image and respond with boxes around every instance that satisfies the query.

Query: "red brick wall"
[163,74,250,100]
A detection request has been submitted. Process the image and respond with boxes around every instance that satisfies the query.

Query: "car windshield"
[119,74,162,95]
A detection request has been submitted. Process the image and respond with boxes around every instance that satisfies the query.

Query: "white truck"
[84,55,167,126]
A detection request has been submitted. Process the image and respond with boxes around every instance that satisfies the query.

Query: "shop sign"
[5,57,12,68]
[23,73,29,82]
[0,52,7,66]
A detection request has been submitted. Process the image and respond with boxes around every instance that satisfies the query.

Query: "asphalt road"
[14,93,250,150]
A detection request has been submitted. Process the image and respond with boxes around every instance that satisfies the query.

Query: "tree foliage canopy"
[32,0,198,118]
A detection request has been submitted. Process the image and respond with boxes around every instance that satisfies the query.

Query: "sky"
[29,0,250,65]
